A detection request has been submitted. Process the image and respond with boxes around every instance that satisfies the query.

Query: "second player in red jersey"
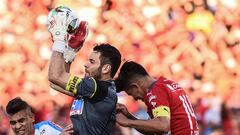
[144,76,198,135]
[115,61,199,135]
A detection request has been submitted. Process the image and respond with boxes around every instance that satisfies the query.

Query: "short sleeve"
[149,84,171,118]
[34,121,62,135]
[76,77,111,100]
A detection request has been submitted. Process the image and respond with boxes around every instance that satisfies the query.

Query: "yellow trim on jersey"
[152,106,170,118]
[66,75,82,95]
[89,77,97,98]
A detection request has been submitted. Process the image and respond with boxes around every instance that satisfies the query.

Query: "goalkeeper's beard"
[84,66,102,80]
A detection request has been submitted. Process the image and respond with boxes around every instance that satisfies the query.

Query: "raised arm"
[50,82,74,97]
[49,61,75,97]
[46,8,88,95]
[48,51,71,89]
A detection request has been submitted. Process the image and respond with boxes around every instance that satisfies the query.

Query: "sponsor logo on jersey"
[70,99,84,116]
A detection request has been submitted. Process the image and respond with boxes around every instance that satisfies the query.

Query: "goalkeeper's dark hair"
[6,97,33,116]
[115,61,149,92]
[93,43,121,78]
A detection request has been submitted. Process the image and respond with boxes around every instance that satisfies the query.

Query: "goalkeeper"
[47,7,122,135]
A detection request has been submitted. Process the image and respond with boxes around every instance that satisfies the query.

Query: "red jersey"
[144,77,199,135]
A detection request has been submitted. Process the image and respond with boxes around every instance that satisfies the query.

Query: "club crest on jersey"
[166,83,181,91]
[151,102,156,107]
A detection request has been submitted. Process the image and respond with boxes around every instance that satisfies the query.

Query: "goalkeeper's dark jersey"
[70,77,117,135]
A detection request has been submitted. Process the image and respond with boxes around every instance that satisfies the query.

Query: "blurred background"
[0,0,240,135]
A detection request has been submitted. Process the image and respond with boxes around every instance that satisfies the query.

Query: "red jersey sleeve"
[145,79,171,118]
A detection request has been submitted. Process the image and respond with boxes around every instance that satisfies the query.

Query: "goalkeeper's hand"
[47,10,68,42]
[64,21,89,63]
[47,10,69,53]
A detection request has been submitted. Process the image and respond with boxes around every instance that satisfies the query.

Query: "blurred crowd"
[0,0,240,134]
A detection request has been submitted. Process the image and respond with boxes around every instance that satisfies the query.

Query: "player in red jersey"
[115,61,199,135]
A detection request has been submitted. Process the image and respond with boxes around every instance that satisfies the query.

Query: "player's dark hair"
[93,43,121,78]
[6,97,33,116]
[115,61,149,92]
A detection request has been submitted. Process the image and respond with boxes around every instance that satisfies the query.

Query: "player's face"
[8,109,34,135]
[84,51,102,80]
[126,83,144,101]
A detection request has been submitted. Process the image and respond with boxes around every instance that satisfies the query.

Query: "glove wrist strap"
[53,41,66,53]
[64,46,77,63]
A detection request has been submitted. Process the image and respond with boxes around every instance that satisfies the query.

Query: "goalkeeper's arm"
[47,7,73,91]
[48,51,71,90]
[48,51,74,97]
[50,83,74,97]
[47,9,88,96]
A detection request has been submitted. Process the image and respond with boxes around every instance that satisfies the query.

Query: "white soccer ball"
[46,6,79,34]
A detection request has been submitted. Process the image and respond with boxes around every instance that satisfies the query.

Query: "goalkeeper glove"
[64,21,89,63]
[47,8,69,53]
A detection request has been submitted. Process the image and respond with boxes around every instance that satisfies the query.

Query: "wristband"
[52,41,66,53]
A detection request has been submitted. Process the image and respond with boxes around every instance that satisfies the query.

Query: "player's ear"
[31,114,35,123]
[129,83,141,91]
[102,64,111,74]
